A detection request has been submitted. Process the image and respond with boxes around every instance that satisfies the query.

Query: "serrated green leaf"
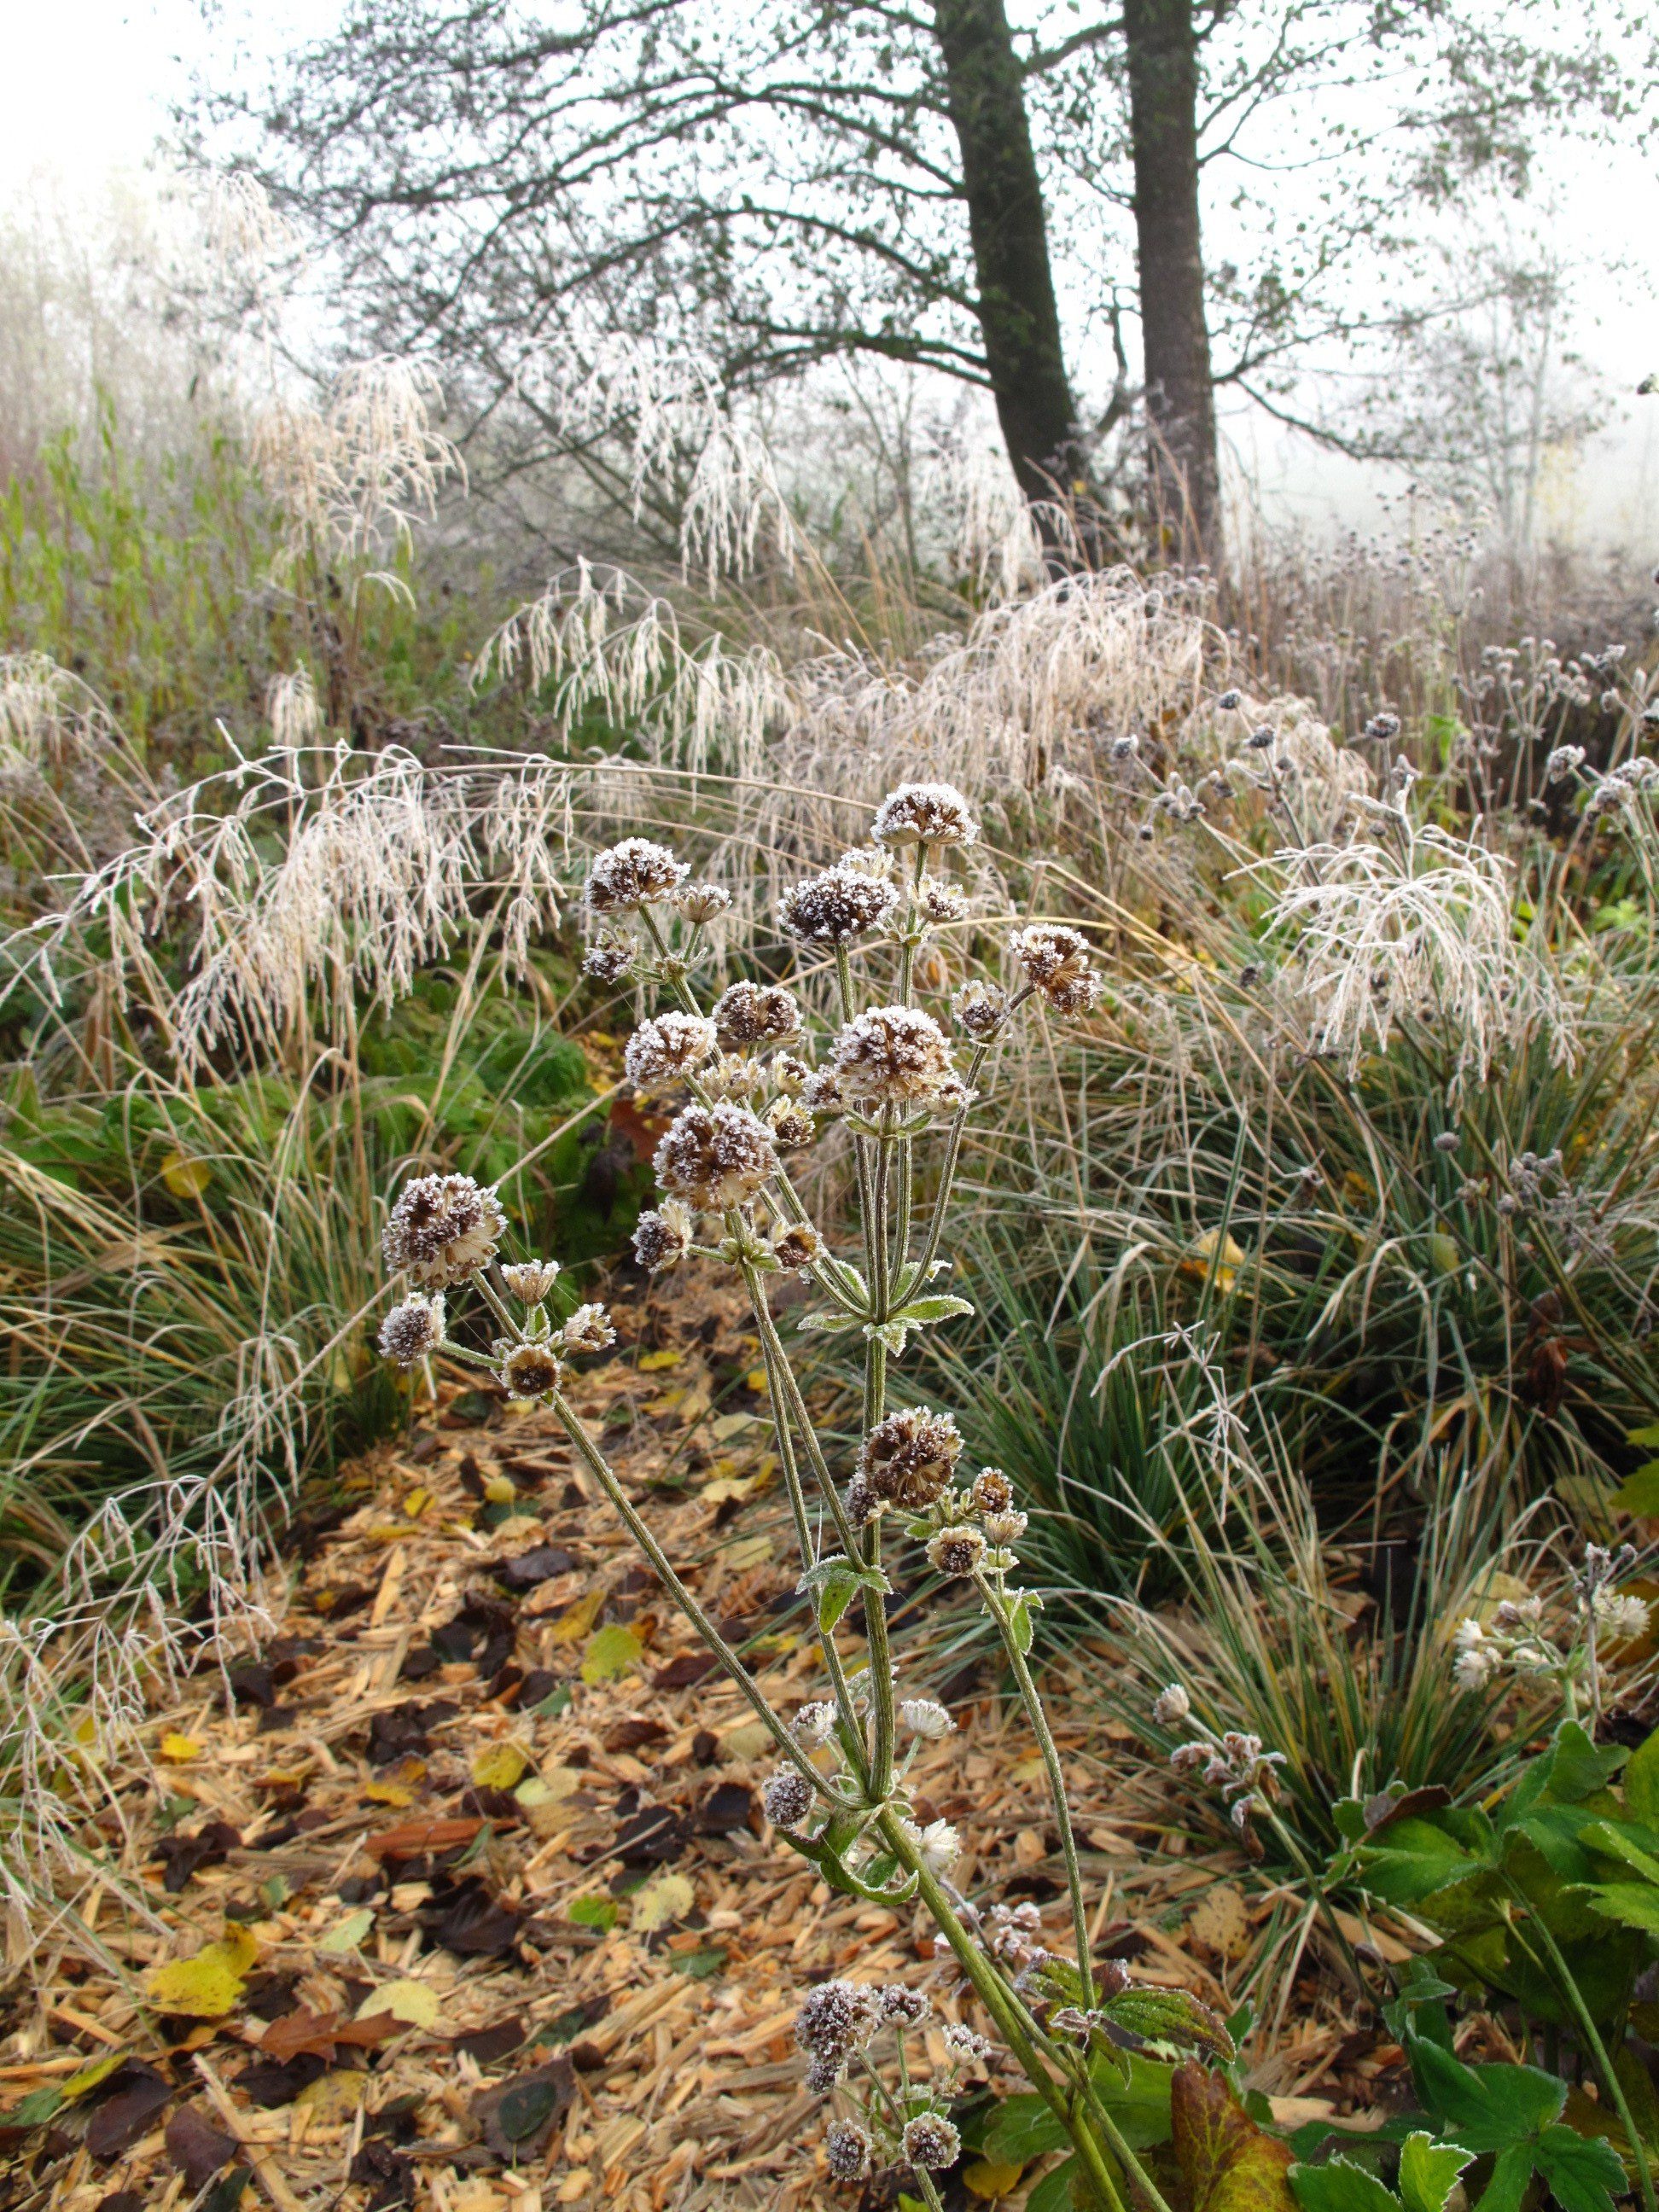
[892,1294,975,1327]
[796,1308,864,1333]
[1533,2126,1627,2212]
[1623,1726,1659,1828]
[1396,2133,1474,2212]
[1289,2157,1400,2212]
[1408,2037,1563,2151]
[1548,1721,1627,1803]
[1610,1462,1659,1516]
[1103,1987,1237,2064]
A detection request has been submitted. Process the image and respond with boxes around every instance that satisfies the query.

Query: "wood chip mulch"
[3,1271,1400,2212]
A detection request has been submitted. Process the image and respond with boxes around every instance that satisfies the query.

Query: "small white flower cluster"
[1451,1548,1649,1700]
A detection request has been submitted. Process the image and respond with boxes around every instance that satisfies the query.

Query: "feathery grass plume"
[1260,819,1574,1087]
[265,664,322,747]
[252,354,463,585]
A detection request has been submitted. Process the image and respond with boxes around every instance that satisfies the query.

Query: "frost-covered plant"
[364,783,1218,2209]
[1450,1544,1651,1723]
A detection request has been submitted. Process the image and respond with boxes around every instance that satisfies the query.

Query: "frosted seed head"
[378,1293,445,1365]
[583,932,637,982]
[624,1011,719,1085]
[499,1341,563,1403]
[858,1407,963,1509]
[952,978,1010,1039]
[777,866,899,944]
[674,879,732,923]
[768,1220,822,1272]
[901,2111,961,2171]
[713,979,800,1049]
[830,1004,956,1107]
[1151,1684,1192,1726]
[824,2117,873,2180]
[632,1200,696,1272]
[762,1766,815,1830]
[501,1260,561,1303]
[382,1173,506,1287]
[585,837,688,912]
[971,1468,1013,1516]
[654,1102,778,1208]
[871,781,980,849]
[926,1525,987,1578]
[897,1697,954,1740]
[766,1097,817,1150]
[561,1301,616,1354]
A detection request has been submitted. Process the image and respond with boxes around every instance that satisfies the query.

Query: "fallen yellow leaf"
[549,1587,607,1645]
[364,1781,416,1808]
[317,1907,375,1955]
[403,1487,431,1519]
[358,1979,440,2031]
[295,2072,367,2122]
[1179,1226,1248,1294]
[159,1732,201,1762]
[630,1871,695,1934]
[471,1743,531,1790]
[61,2052,128,2103]
[638,1348,680,1371]
[145,1938,250,2018]
[963,2160,1026,2200]
[484,1474,517,1505]
[581,1624,643,1685]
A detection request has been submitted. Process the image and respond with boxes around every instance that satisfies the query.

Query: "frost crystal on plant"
[856,1406,963,1510]
[713,979,800,1048]
[777,865,899,944]
[901,2111,961,2170]
[501,1260,561,1303]
[926,1524,987,1577]
[632,1201,696,1272]
[830,1004,957,1106]
[824,2117,873,2180]
[562,1302,616,1353]
[762,1766,815,1829]
[898,1697,955,1739]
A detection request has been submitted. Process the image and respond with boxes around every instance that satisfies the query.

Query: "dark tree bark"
[929,0,1085,508]
[1123,0,1220,553]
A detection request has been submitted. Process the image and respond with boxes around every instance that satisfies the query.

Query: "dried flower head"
[971,1468,1013,1516]
[952,979,1009,1039]
[654,1103,779,1209]
[583,933,637,983]
[830,1004,957,1107]
[585,837,688,912]
[804,2050,847,2095]
[791,1701,837,1748]
[901,2111,961,2171]
[858,1406,963,1509]
[1008,924,1101,1016]
[824,2118,873,2182]
[1593,1589,1650,1640]
[777,865,899,944]
[926,1524,987,1578]
[625,1011,719,1085]
[499,1341,563,1403]
[378,1293,445,1365]
[880,1984,931,2025]
[942,2021,993,2065]
[766,1097,817,1150]
[1151,1684,1192,1727]
[501,1260,561,1304]
[632,1200,696,1272]
[382,1173,507,1287]
[921,876,969,924]
[772,1051,812,1094]
[713,980,800,1049]
[674,880,732,923]
[762,1767,815,1830]
[562,1302,616,1353]
[898,1697,955,1740]
[769,1220,822,1272]
[795,1980,883,2065]
[871,782,980,849]
[982,1509,1027,1548]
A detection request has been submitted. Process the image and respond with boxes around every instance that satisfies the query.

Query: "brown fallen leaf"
[84,2063,172,2161]
[471,2057,575,2162]
[259,2009,399,2064]
[364,1816,484,1861]
[165,2103,239,2189]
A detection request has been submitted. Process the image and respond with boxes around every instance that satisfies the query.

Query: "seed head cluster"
[562,1301,616,1353]
[762,1767,815,1830]
[624,1011,718,1085]
[777,865,899,944]
[824,2118,873,2181]
[632,1200,696,1272]
[382,1173,506,1287]
[654,1103,779,1209]
[870,781,980,849]
[1008,924,1102,1016]
[830,1004,957,1107]
[498,1341,563,1402]
[378,1292,445,1365]
[853,1406,963,1519]
[713,980,799,1049]
[926,1524,986,1578]
[501,1260,560,1304]
[585,836,688,912]
[901,2111,960,2171]
[795,1979,882,2093]
[952,979,1008,1038]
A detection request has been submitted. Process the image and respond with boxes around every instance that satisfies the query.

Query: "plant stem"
[977,1571,1094,2008]
[876,1809,1129,2212]
[1505,1880,1658,2212]
[549,1390,852,1802]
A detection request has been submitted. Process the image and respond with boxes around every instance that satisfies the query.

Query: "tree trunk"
[930,0,1084,512]
[1123,0,1220,555]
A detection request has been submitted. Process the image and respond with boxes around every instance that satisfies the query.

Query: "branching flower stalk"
[364,787,1206,2204]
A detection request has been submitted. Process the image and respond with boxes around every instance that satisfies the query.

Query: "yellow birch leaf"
[295,2072,367,2122]
[146,1953,245,2018]
[549,1587,606,1644]
[364,1782,415,1808]
[630,1871,695,1934]
[638,1349,680,1371]
[317,1907,375,1955]
[580,1624,643,1685]
[161,1149,212,1198]
[160,1732,201,1762]
[483,1474,517,1505]
[61,2052,128,2103]
[963,2160,1026,2199]
[358,1979,440,2031]
[471,1743,530,1790]
[403,1487,431,1519]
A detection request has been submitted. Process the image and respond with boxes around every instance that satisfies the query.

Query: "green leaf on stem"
[797,1553,892,1632]
[1007,1589,1043,1657]
[1396,2132,1476,2212]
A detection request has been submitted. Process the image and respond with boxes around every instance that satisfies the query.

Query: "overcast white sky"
[8,0,1658,548]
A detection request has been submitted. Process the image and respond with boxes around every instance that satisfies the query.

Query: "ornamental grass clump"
[365,781,1221,2209]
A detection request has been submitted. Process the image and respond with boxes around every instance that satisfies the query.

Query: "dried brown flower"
[382,1173,506,1287]
[777,866,899,944]
[624,1011,718,1084]
[713,979,800,1049]
[499,1341,563,1402]
[871,782,980,849]
[857,1406,963,1510]
[654,1102,779,1208]
[632,1201,696,1272]
[585,837,689,912]
[378,1293,445,1365]
[830,1004,956,1107]
[926,1524,987,1577]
